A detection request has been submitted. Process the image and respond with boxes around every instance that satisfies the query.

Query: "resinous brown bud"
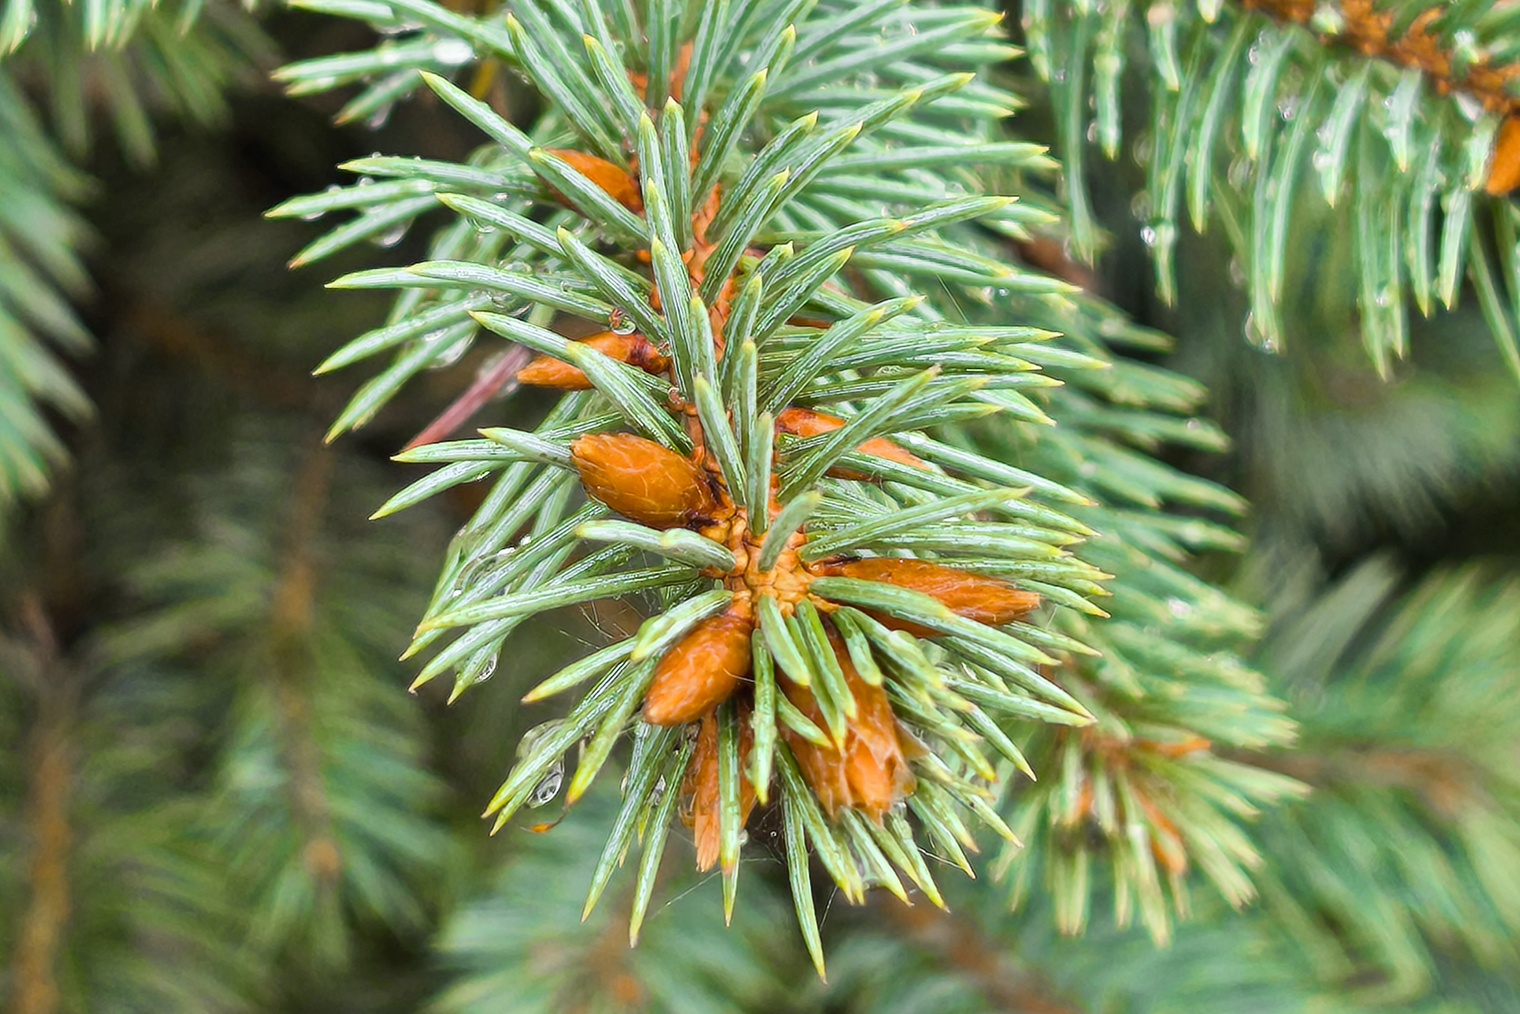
[544,149,645,212]
[570,433,717,529]
[781,636,914,820]
[775,407,927,476]
[680,709,757,872]
[1487,116,1520,196]
[516,332,670,390]
[815,558,1040,627]
[643,602,755,726]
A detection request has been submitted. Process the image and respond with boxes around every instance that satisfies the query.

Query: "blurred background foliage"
[1,0,1518,1012]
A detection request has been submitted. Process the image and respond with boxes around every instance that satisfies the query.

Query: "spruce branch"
[1024,0,1520,378]
[1242,0,1520,120]
[281,0,1294,963]
[0,0,271,511]
[81,428,456,973]
[1246,558,1520,1004]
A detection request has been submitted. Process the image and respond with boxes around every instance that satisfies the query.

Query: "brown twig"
[1242,0,1520,115]
[1256,745,1487,819]
[268,445,344,885]
[402,345,533,451]
[9,598,75,1014]
[121,297,329,415]
[881,899,1090,1014]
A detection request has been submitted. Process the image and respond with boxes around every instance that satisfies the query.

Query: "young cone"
[814,558,1041,626]
[643,601,755,725]
[781,632,914,819]
[682,709,756,872]
[569,433,717,529]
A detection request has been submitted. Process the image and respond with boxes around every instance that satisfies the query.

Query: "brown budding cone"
[570,433,717,529]
[814,558,1040,631]
[775,407,927,477]
[1487,116,1520,196]
[681,709,757,872]
[1138,795,1189,876]
[544,149,645,212]
[781,634,915,820]
[643,602,755,726]
[516,332,670,390]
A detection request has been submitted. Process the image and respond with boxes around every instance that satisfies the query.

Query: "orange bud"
[775,407,927,477]
[1137,794,1188,876]
[545,149,644,213]
[669,41,694,102]
[780,635,914,819]
[570,433,717,529]
[516,357,593,390]
[643,602,755,726]
[516,332,670,389]
[1487,116,1520,196]
[1140,734,1212,759]
[681,709,757,872]
[814,558,1040,627]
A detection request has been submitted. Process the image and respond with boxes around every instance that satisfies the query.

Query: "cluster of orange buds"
[565,428,1043,838]
[502,86,1046,859]
[1057,729,1214,878]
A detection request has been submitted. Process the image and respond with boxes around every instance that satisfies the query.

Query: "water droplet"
[1086,120,1099,144]
[1227,157,1251,189]
[1130,192,1153,223]
[358,175,376,186]
[529,759,564,807]
[1228,257,1247,287]
[455,547,515,592]
[1140,225,1158,248]
[476,652,499,682]
[428,339,468,370]
[1166,597,1193,618]
[435,38,475,65]
[1243,313,1266,346]
[367,104,394,130]
[373,223,408,248]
